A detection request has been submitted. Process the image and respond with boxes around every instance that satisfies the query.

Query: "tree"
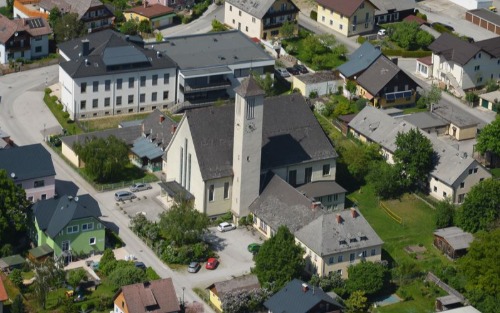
[73,135,129,183]
[475,117,500,155]
[427,84,442,108]
[108,265,147,290]
[155,32,164,42]
[53,13,85,43]
[457,229,500,313]
[158,198,209,246]
[333,101,353,118]
[99,248,117,276]
[394,128,434,190]
[485,79,499,92]
[345,290,368,313]
[309,272,345,292]
[435,199,456,229]
[138,20,152,34]
[0,170,30,247]
[48,7,62,28]
[11,294,25,313]
[345,80,357,101]
[455,179,500,233]
[67,268,87,291]
[366,161,403,199]
[415,30,434,48]
[301,35,328,63]
[388,21,420,50]
[465,92,478,106]
[253,226,304,292]
[279,21,295,39]
[120,19,138,35]
[31,258,65,309]
[221,288,272,313]
[9,269,24,291]
[317,33,337,49]
[340,142,382,179]
[252,72,274,96]
[346,261,388,295]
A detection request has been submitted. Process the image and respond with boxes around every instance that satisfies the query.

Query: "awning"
[29,244,54,259]
[159,181,195,201]
[181,66,233,78]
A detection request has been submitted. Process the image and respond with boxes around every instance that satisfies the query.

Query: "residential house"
[154,0,195,11]
[0,14,51,64]
[348,106,492,203]
[371,0,415,25]
[264,279,343,313]
[152,30,275,112]
[402,112,448,136]
[163,78,341,217]
[297,180,346,210]
[0,275,7,313]
[0,129,13,149]
[478,90,500,112]
[431,102,480,140]
[292,71,340,98]
[416,55,433,79]
[58,29,177,120]
[206,275,260,311]
[0,143,56,202]
[355,56,419,108]
[124,2,176,30]
[224,0,299,40]
[31,194,106,261]
[113,278,180,313]
[428,33,500,94]
[316,0,379,37]
[466,9,500,36]
[433,227,473,259]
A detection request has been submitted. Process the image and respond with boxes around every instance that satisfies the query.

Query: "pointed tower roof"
[235,76,265,97]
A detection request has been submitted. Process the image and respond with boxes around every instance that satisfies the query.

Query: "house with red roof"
[0,276,8,313]
[124,2,176,30]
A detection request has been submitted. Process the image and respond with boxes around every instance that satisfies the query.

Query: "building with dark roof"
[224,0,299,40]
[0,143,56,202]
[264,279,343,313]
[371,0,415,24]
[113,278,180,313]
[0,14,51,64]
[124,2,175,30]
[58,29,177,120]
[429,32,500,93]
[466,8,500,35]
[316,0,379,37]
[31,194,105,259]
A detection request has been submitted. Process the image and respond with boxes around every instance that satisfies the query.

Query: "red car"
[206,258,219,270]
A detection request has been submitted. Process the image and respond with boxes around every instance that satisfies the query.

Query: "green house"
[31,194,105,261]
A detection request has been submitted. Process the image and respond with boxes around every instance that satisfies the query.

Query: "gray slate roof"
[225,0,276,19]
[478,90,500,102]
[431,102,480,128]
[401,112,448,129]
[297,180,346,199]
[371,0,415,15]
[295,209,384,256]
[59,30,176,78]
[152,30,273,70]
[61,126,142,148]
[294,71,339,84]
[467,8,500,28]
[208,275,260,297]
[264,279,343,313]
[33,194,102,238]
[185,93,337,180]
[249,173,325,233]
[40,0,104,18]
[0,143,55,181]
[235,76,265,97]
[434,227,473,250]
[337,42,381,78]
[474,36,500,58]
[428,33,480,66]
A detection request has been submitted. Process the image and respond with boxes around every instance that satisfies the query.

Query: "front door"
[62,240,70,252]
[482,99,488,108]
[238,22,241,30]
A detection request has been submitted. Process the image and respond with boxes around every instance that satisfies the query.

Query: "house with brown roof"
[0,275,8,313]
[316,0,379,37]
[0,14,51,64]
[113,278,180,313]
[206,275,260,312]
[125,2,176,30]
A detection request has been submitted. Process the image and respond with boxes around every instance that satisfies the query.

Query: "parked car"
[247,243,261,254]
[217,222,236,232]
[431,22,454,32]
[114,191,136,201]
[294,64,309,74]
[130,183,152,192]
[187,262,201,273]
[205,258,219,270]
[377,29,386,36]
[276,68,290,78]
[286,67,300,75]
[134,261,146,270]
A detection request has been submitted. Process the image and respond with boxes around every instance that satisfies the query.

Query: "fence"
[425,272,466,302]
[380,201,403,224]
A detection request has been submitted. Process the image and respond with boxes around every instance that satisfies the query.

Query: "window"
[105,80,111,91]
[152,74,158,86]
[246,98,255,119]
[362,250,367,257]
[458,194,465,203]
[289,170,297,186]
[360,2,365,8]
[89,237,96,245]
[81,82,87,93]
[104,97,110,107]
[474,65,480,71]
[229,5,232,11]
[140,76,146,87]
[224,182,229,199]
[67,225,79,234]
[478,53,481,59]
[116,96,122,105]
[371,249,376,256]
[80,100,86,110]
[329,257,334,264]
[330,20,333,26]
[152,92,157,102]
[305,167,312,183]
[477,77,483,83]
[128,95,134,104]
[140,93,145,103]
[239,10,241,16]
[163,91,169,100]
[338,255,343,262]
[233,19,235,24]
[41,194,47,200]
[259,220,268,232]
[209,184,215,201]
[349,253,355,263]
[468,169,473,175]
[82,223,94,231]
[93,81,98,92]
[35,46,42,53]
[164,73,170,84]
[128,77,134,88]
[327,195,332,202]
[92,99,98,108]
[480,177,484,182]
[443,191,447,197]
[339,24,343,30]
[252,17,255,23]
[117,79,122,89]
[245,26,248,32]
[62,240,70,251]
[322,16,325,22]
[433,186,437,192]
[322,164,330,176]
[473,168,478,173]
[460,182,465,188]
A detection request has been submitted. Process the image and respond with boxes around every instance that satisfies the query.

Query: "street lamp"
[182,287,185,307]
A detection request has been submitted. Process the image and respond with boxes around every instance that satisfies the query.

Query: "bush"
[382,49,432,58]
[357,36,367,44]
[310,10,317,21]
[182,15,193,24]
[309,91,318,99]
[416,12,428,21]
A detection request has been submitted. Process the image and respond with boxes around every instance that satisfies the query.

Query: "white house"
[0,14,51,64]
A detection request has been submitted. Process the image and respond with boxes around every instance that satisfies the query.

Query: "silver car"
[130,183,152,192]
[276,68,290,78]
[114,191,136,201]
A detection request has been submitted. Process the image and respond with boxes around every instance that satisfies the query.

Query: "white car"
[276,68,290,78]
[377,29,386,36]
[130,183,152,192]
[217,222,236,232]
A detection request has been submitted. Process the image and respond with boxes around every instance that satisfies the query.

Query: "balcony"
[263,19,297,30]
[6,42,31,53]
[181,79,232,94]
[265,9,299,19]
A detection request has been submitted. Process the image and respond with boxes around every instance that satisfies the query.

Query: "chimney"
[81,39,90,57]
[351,208,358,218]
[301,283,309,293]
[311,201,321,210]
[391,57,398,65]
[143,0,147,8]
[336,214,343,224]
[170,124,177,134]
[159,115,165,123]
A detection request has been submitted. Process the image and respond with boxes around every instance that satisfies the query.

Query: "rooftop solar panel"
[103,46,149,67]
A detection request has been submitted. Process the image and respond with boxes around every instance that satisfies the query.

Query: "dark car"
[134,261,146,270]
[294,64,309,74]
[431,22,455,32]
[286,67,300,75]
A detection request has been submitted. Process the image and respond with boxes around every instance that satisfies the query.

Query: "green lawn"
[491,168,500,178]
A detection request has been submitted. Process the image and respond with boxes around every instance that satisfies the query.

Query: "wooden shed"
[434,227,473,259]
[465,9,500,35]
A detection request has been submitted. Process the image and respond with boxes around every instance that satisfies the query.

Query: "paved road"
[160,4,224,38]
[0,66,215,312]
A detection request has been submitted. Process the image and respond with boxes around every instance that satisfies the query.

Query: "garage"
[465,9,500,35]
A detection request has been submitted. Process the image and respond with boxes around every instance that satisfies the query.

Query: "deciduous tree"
[67,268,87,292]
[435,199,456,229]
[253,226,304,292]
[346,261,388,295]
[120,19,138,35]
[108,265,147,290]
[11,294,25,313]
[345,290,368,313]
[53,13,85,43]
[279,21,295,39]
[340,142,381,179]
[221,288,272,313]
[345,80,357,101]
[475,117,500,155]
[9,269,24,291]
[366,161,403,199]
[31,258,65,309]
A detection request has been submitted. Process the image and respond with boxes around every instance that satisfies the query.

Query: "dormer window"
[360,3,365,9]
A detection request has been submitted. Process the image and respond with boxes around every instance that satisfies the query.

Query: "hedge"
[357,36,367,44]
[382,49,432,58]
